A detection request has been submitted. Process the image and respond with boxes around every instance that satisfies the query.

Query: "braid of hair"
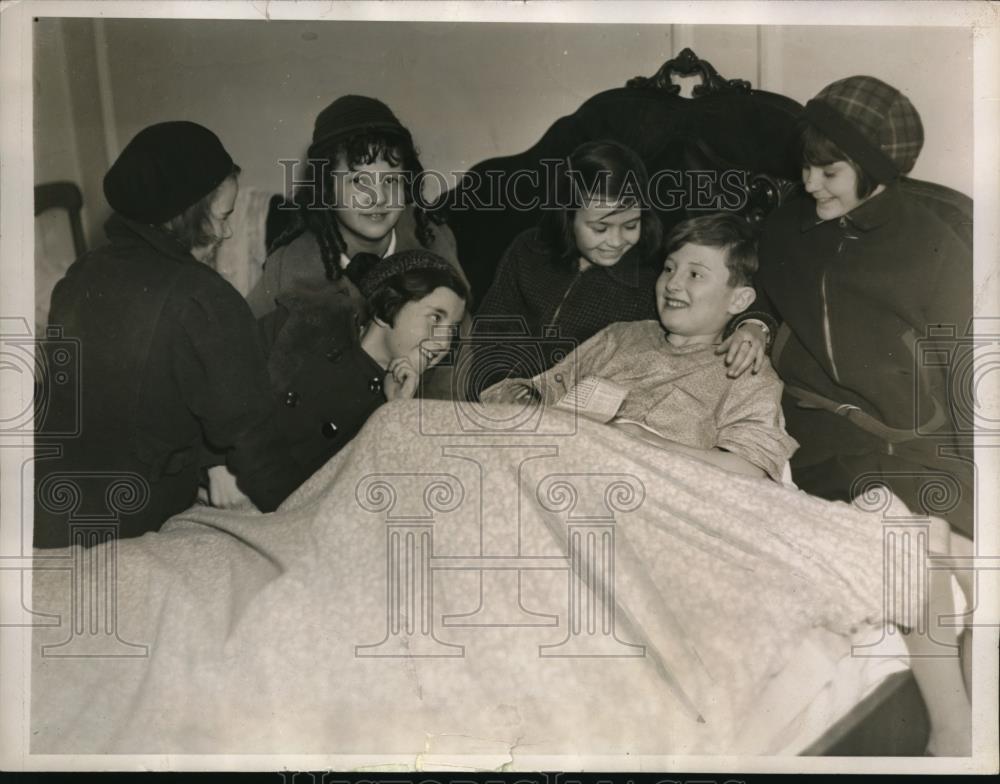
[308,208,346,282]
[413,206,436,248]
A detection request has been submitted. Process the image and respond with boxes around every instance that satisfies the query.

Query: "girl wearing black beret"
[36,121,312,548]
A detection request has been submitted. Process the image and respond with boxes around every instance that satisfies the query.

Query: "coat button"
[326,349,342,363]
[285,391,299,407]
[368,377,382,395]
[321,421,338,439]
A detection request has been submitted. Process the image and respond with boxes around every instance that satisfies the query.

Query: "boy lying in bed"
[481,212,798,481]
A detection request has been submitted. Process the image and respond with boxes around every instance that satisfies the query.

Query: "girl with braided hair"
[246,95,468,322]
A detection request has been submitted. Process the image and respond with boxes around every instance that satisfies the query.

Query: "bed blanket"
[30,400,943,757]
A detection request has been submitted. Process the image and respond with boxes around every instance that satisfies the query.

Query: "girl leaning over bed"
[258,249,469,480]
[464,139,774,400]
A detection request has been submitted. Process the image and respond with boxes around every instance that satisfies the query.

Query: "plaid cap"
[358,249,457,299]
[803,76,924,182]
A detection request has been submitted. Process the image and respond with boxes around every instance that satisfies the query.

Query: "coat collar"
[798,181,901,233]
[104,212,197,263]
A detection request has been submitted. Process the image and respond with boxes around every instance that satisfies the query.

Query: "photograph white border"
[2,0,998,775]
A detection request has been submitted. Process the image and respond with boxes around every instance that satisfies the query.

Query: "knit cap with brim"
[358,249,457,300]
[103,121,234,224]
[310,95,412,156]
[802,75,924,183]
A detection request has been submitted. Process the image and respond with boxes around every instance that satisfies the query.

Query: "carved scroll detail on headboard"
[627,48,752,96]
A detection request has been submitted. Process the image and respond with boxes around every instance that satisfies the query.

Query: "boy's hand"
[717,323,767,378]
[385,356,420,401]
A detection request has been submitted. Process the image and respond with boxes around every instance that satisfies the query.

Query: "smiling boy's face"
[655,242,755,347]
[330,152,406,252]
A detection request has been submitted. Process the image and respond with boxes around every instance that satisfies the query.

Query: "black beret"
[103,121,235,224]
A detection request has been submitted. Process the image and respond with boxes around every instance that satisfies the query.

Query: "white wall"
[759,25,973,193]
[35,19,974,249]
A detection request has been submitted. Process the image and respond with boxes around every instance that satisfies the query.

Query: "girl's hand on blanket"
[205,465,254,509]
[385,357,419,401]
[717,323,767,378]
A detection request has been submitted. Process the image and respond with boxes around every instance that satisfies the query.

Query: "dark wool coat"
[35,215,307,549]
[757,183,974,535]
[258,288,388,481]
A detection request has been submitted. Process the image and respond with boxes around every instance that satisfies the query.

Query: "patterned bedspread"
[30,400,943,757]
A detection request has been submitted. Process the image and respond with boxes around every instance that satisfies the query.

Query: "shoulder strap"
[774,323,948,444]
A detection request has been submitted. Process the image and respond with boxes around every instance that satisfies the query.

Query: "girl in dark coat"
[741,75,973,756]
[259,250,469,481]
[35,122,309,549]
[749,76,974,540]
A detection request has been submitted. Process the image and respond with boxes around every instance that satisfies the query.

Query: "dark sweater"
[466,228,660,398]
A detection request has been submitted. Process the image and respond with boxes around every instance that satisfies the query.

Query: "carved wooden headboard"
[441,49,804,305]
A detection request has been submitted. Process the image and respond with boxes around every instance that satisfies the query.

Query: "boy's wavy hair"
[798,123,878,199]
[663,212,758,288]
[539,139,663,269]
[270,129,446,281]
[160,165,241,257]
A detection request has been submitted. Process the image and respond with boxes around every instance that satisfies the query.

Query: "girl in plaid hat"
[733,75,974,755]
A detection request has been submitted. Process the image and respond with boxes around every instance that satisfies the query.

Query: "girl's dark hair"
[271,130,445,281]
[798,123,878,199]
[663,212,758,288]
[161,165,241,254]
[539,140,663,268]
[369,265,470,328]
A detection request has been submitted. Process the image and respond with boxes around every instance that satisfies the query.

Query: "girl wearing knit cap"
[36,122,312,548]
[258,250,468,479]
[736,75,973,755]
[246,95,468,322]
